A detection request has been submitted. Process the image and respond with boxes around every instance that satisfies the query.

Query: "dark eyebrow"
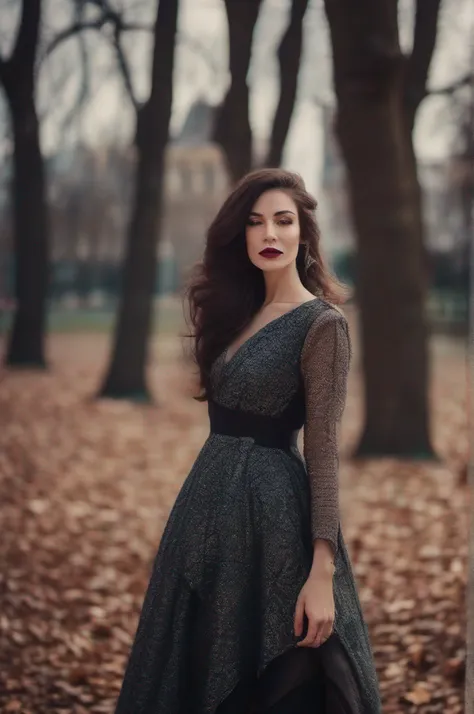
[249,210,296,217]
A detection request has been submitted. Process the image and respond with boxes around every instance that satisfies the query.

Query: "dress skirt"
[113,435,380,713]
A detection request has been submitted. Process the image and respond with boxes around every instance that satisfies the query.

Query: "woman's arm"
[300,306,352,571]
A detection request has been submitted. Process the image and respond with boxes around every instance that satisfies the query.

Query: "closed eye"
[246,219,294,227]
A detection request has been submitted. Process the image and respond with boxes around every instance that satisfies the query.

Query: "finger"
[294,597,305,636]
[314,617,333,648]
[320,625,333,645]
[315,617,333,648]
[312,620,326,649]
[296,617,319,647]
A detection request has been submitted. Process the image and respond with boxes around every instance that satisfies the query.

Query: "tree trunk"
[0,0,49,368]
[265,0,310,167]
[98,0,179,401]
[213,0,263,182]
[324,0,436,457]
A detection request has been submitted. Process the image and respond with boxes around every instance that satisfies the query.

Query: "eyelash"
[246,219,293,227]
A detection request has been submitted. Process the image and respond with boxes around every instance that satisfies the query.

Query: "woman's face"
[245,189,302,272]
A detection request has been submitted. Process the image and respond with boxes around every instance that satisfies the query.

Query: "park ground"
[0,302,469,713]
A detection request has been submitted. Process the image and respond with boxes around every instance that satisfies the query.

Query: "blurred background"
[0,1,472,712]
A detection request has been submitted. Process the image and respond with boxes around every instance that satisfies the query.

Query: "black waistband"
[208,399,299,451]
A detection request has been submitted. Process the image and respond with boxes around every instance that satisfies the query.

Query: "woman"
[114,169,381,713]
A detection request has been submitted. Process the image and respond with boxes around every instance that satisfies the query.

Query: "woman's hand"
[294,568,335,648]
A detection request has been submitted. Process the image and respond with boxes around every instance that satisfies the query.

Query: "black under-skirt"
[216,631,359,713]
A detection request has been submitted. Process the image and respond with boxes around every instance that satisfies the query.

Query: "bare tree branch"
[404,0,442,131]
[41,0,146,112]
[54,2,94,135]
[110,21,140,112]
[42,0,222,114]
[265,0,310,167]
[42,18,150,63]
[42,0,223,119]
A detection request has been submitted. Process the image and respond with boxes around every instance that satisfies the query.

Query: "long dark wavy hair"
[183,168,351,401]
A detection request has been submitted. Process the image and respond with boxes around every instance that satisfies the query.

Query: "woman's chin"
[253,257,293,272]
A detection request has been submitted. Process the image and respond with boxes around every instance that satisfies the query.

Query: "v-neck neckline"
[222,297,319,369]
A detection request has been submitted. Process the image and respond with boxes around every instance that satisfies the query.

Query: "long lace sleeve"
[300,306,352,558]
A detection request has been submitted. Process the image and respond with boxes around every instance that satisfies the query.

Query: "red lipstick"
[259,248,283,259]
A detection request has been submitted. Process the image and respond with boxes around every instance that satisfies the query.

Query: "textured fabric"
[214,635,354,713]
[113,297,381,714]
[300,307,352,557]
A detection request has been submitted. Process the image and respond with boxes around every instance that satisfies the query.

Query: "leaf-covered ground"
[0,330,469,713]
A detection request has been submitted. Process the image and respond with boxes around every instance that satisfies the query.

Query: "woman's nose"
[265,221,277,240]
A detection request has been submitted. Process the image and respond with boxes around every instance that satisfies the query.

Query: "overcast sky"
[0,0,472,195]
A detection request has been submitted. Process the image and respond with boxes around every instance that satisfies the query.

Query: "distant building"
[163,98,229,288]
[1,100,230,301]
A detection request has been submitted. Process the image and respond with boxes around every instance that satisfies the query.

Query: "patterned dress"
[114,297,381,714]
